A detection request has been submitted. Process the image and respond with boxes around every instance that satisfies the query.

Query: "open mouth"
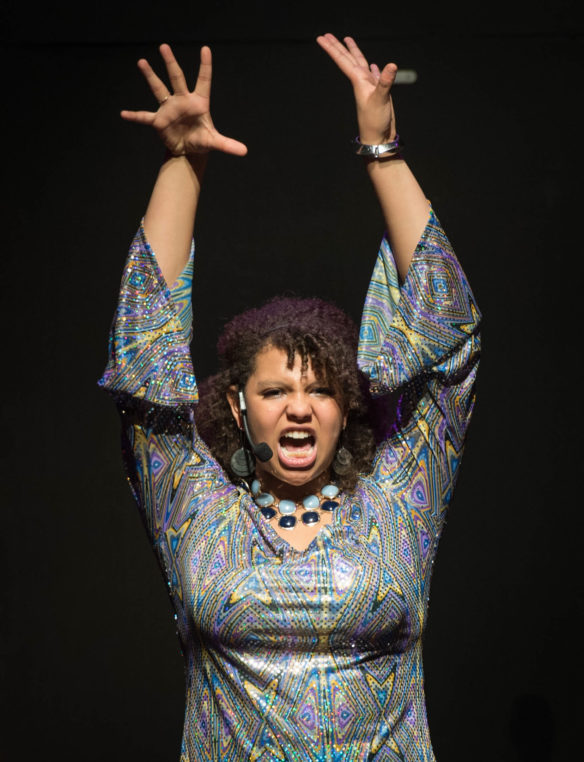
[277,430,317,468]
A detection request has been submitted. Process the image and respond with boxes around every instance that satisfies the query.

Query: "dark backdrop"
[2,1,581,760]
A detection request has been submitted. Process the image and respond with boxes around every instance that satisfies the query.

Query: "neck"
[255,471,332,502]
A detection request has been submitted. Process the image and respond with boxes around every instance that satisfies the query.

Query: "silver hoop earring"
[230,426,255,478]
[332,434,353,475]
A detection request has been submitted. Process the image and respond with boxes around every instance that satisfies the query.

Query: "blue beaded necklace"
[250,479,340,530]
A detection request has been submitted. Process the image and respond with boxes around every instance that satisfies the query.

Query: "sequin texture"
[99,209,480,761]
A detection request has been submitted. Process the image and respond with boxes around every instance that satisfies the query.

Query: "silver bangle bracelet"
[353,135,401,159]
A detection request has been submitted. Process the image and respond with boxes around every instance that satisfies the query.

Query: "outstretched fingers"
[316,33,359,79]
[120,109,156,125]
[317,33,398,91]
[318,34,345,58]
[159,43,189,95]
[194,46,213,100]
[137,57,171,104]
[343,36,369,69]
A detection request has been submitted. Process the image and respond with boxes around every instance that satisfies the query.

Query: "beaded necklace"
[250,479,340,530]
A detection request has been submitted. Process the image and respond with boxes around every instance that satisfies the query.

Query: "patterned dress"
[100,208,480,761]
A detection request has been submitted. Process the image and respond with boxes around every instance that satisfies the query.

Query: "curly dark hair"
[195,296,376,491]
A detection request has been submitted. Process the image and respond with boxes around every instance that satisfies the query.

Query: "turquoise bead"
[278,500,296,515]
[321,484,339,498]
[251,479,261,496]
[302,494,320,510]
[256,493,274,507]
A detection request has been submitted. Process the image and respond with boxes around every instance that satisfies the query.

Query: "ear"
[226,385,242,428]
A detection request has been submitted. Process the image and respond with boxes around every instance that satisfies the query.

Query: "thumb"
[215,133,248,157]
[377,63,398,91]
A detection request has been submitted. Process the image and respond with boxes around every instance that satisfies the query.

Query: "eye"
[312,386,334,397]
[261,388,284,398]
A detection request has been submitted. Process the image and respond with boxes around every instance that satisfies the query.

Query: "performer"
[100,34,480,761]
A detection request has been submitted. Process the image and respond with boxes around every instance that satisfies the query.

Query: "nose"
[286,392,312,421]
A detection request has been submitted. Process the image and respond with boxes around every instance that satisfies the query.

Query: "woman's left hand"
[316,34,397,146]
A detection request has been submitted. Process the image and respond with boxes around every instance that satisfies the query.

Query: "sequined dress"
[99,208,480,761]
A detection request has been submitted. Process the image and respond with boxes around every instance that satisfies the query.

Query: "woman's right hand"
[122,44,247,158]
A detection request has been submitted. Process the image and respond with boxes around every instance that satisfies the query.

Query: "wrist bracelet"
[353,135,401,159]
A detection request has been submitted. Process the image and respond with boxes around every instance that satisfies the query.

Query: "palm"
[150,91,215,155]
[121,45,247,158]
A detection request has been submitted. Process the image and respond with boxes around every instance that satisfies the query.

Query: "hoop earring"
[332,432,353,476]
[230,426,255,478]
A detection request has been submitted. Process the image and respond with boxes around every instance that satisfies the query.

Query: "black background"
[1,1,581,759]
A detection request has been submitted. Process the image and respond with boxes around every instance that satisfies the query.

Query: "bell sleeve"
[358,206,481,507]
[98,222,197,406]
[99,223,233,544]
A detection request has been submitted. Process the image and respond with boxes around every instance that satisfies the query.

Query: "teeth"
[284,431,310,439]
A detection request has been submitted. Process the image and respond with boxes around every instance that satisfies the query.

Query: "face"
[228,345,346,495]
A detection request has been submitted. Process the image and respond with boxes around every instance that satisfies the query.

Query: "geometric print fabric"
[100,207,480,760]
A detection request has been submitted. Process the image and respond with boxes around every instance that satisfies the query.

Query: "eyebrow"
[253,378,333,390]
[254,379,299,389]
[255,380,291,387]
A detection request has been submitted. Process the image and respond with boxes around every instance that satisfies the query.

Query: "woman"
[100,34,480,761]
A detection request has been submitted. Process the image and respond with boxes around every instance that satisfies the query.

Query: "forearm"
[365,155,429,283]
[315,35,432,280]
[143,152,207,286]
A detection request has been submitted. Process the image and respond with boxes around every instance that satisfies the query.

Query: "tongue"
[278,440,317,468]
[281,437,313,452]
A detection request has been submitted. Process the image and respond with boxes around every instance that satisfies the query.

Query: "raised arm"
[121,44,247,285]
[316,34,429,281]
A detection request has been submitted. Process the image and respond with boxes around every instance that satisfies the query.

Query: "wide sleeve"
[358,206,481,497]
[98,221,197,405]
[99,223,234,544]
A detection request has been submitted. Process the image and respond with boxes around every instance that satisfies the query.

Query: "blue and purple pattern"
[100,208,480,761]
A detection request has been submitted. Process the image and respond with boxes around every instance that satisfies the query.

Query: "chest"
[159,482,436,655]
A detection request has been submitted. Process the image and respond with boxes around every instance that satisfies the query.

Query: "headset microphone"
[238,390,273,462]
